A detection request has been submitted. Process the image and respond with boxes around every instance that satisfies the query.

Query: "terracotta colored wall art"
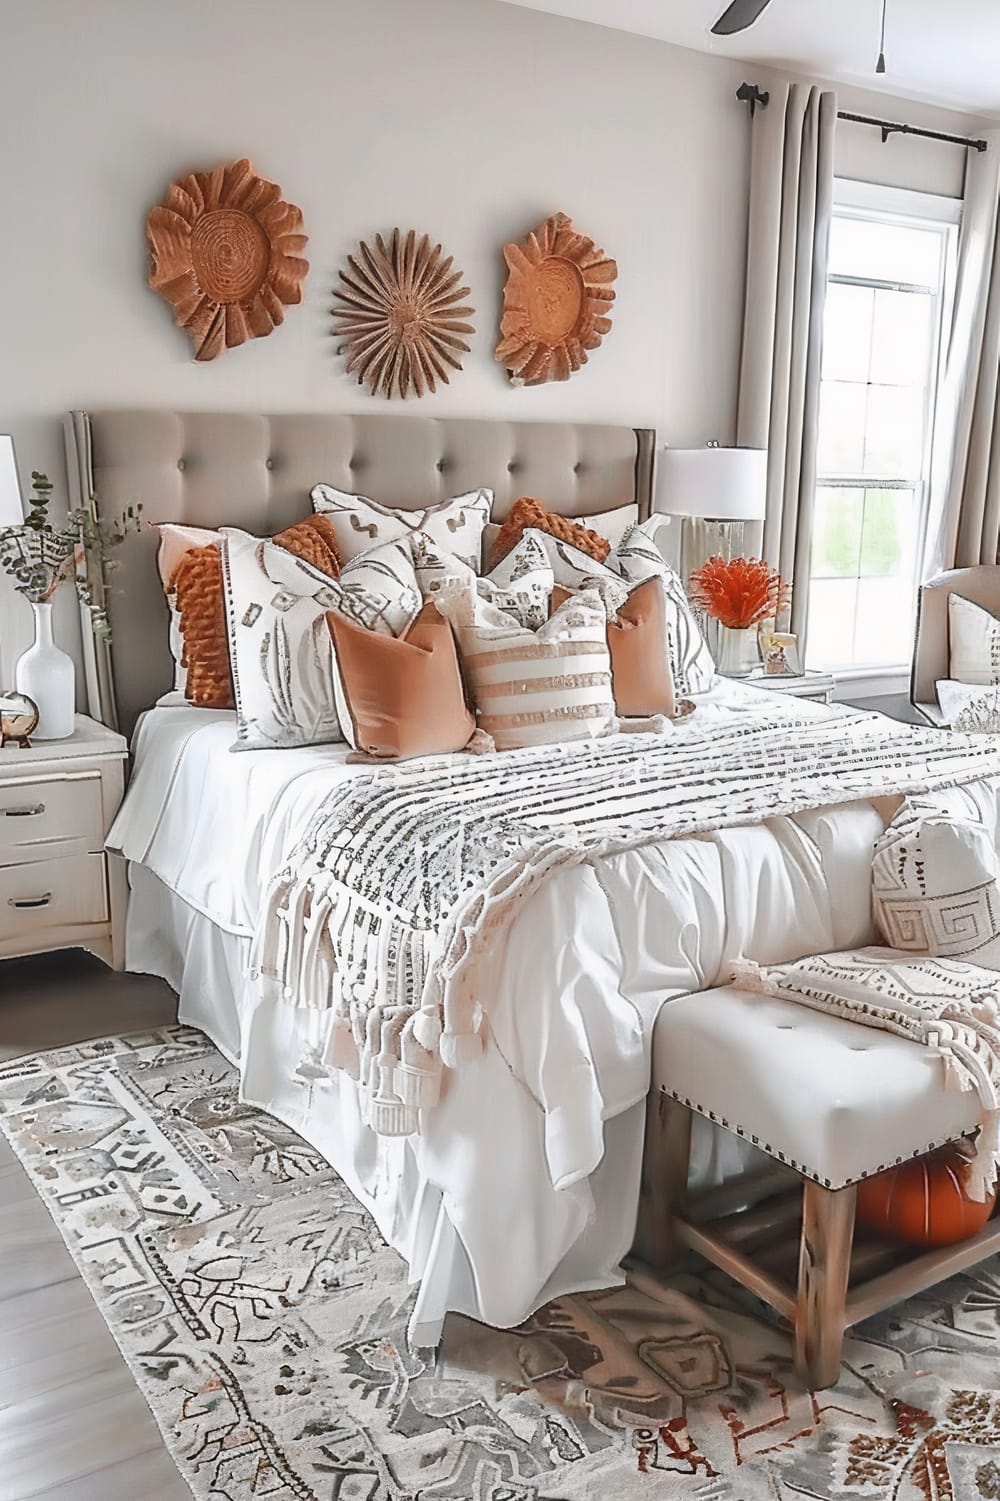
[332,230,475,400]
[147,158,309,361]
[495,212,617,386]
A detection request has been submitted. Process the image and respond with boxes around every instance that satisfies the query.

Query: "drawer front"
[0,853,109,943]
[0,771,104,858]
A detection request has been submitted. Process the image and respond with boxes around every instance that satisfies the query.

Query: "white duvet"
[110,682,900,1342]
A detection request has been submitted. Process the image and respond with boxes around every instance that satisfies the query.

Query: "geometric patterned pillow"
[411,529,553,630]
[311,482,492,569]
[872,785,1000,964]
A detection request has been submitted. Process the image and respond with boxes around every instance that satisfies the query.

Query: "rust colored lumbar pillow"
[156,517,341,710]
[552,577,675,718]
[491,496,611,568]
[327,600,475,760]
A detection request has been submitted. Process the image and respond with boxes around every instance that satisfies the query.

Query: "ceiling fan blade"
[711,0,773,36]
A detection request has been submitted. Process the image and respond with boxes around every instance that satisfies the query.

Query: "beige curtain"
[737,81,837,647]
[926,131,1000,573]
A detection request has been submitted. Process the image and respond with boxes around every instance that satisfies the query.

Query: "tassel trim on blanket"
[732,950,1000,1202]
[250,708,1000,1137]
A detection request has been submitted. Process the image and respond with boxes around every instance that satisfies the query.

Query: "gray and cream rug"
[1,1025,999,1500]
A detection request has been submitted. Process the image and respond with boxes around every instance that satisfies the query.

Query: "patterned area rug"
[1,1026,999,1501]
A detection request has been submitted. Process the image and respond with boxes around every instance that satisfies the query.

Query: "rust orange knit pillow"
[490,497,611,568]
[157,517,341,710]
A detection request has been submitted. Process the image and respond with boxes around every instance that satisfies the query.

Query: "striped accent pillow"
[436,583,615,750]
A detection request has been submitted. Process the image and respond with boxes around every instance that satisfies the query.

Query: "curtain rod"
[736,82,988,152]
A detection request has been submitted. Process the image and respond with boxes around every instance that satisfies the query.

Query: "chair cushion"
[650,986,983,1189]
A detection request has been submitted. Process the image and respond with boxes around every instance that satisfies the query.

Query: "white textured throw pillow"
[412,529,553,629]
[311,483,492,569]
[949,594,1000,685]
[222,528,421,750]
[435,582,616,750]
[527,519,715,695]
[872,784,1000,964]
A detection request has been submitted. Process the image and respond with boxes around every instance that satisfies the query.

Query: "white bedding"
[111,681,895,1342]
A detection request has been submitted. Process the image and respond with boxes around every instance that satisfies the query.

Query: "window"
[807,183,958,675]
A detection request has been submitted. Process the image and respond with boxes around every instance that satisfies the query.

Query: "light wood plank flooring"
[0,950,189,1501]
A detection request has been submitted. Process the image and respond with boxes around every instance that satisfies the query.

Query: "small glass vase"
[15,601,75,739]
[715,623,758,679]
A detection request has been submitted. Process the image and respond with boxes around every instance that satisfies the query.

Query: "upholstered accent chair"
[910,565,1000,724]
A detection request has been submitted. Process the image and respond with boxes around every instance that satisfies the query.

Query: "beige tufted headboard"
[65,410,655,736]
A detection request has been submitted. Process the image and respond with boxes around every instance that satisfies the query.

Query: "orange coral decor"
[688,555,791,631]
[147,158,309,361]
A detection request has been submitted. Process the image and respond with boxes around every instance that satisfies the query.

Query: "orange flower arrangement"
[688,555,791,630]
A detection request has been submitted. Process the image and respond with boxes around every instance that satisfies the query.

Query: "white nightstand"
[0,714,128,969]
[747,669,837,705]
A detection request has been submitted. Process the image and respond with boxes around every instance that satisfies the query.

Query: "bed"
[66,409,1000,1346]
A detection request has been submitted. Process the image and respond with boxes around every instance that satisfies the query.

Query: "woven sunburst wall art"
[332,230,475,400]
[495,212,617,386]
[146,158,309,361]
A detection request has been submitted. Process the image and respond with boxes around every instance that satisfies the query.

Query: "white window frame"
[812,178,960,693]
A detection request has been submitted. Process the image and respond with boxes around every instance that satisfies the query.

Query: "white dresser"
[0,715,128,969]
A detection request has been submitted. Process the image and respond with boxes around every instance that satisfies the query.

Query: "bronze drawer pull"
[8,893,52,909]
[2,804,45,818]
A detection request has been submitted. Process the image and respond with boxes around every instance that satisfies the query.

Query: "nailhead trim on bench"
[658,1085,973,1190]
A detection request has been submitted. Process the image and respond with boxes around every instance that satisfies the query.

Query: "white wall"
[0,0,991,686]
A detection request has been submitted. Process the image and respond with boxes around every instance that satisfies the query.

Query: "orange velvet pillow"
[158,517,341,710]
[552,577,675,718]
[327,601,475,760]
[491,497,611,568]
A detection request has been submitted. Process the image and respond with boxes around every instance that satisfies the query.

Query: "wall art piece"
[147,158,309,361]
[331,230,475,400]
[495,212,617,386]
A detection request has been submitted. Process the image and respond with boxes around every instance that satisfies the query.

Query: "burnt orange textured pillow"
[157,517,341,710]
[491,497,611,568]
[552,577,675,718]
[327,601,475,760]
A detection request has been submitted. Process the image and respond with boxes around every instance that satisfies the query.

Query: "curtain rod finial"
[736,81,770,116]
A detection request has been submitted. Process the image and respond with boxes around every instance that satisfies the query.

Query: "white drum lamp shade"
[0,436,24,527]
[654,445,767,521]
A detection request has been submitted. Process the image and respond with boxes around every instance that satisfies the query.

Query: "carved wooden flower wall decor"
[495,212,617,385]
[332,230,475,399]
[147,158,309,361]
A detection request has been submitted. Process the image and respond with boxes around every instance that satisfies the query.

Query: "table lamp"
[654,443,767,582]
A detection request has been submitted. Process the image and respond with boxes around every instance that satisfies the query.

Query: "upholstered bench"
[632,984,1000,1390]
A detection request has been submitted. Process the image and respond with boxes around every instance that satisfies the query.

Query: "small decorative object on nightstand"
[747,668,837,704]
[0,714,128,968]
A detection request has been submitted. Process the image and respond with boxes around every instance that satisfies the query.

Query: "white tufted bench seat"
[632,985,1000,1390]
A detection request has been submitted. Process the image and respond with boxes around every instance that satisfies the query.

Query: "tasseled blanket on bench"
[250,709,1000,1137]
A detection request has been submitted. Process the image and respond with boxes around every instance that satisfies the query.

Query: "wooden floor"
[0,950,190,1501]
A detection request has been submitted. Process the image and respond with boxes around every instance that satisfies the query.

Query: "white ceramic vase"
[15,601,75,739]
[715,623,758,679]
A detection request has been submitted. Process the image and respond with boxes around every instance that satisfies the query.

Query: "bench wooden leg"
[794,1180,856,1390]
[632,1091,693,1269]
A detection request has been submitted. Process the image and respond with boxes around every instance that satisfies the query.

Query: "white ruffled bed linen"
[111,682,890,1342]
[937,678,1000,725]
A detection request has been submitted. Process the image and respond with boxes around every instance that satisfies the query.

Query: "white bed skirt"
[126,861,757,1344]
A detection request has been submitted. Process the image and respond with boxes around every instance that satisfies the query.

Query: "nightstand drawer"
[0,853,109,941]
[0,771,104,858]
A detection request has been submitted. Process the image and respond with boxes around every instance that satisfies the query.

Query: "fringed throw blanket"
[733,947,1000,1201]
[252,710,1000,1136]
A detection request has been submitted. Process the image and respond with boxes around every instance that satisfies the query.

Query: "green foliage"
[860,489,903,577]
[0,471,142,642]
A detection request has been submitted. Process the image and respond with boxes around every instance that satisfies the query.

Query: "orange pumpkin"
[856,1145,998,1248]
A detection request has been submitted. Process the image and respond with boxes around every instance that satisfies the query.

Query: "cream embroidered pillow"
[311,482,492,569]
[222,528,420,750]
[436,582,615,750]
[527,519,716,695]
[412,529,553,629]
[872,785,1000,964]
[949,594,1000,685]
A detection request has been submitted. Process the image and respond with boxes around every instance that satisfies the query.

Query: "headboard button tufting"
[265,458,274,470]
[177,459,186,471]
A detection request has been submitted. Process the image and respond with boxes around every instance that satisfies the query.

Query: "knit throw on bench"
[251,709,1000,1137]
[732,947,1000,1201]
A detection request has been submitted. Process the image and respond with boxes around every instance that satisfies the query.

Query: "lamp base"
[680,518,747,584]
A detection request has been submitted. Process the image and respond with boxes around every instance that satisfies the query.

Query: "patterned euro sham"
[221,528,421,750]
[411,529,553,630]
[527,518,716,695]
[310,482,492,569]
